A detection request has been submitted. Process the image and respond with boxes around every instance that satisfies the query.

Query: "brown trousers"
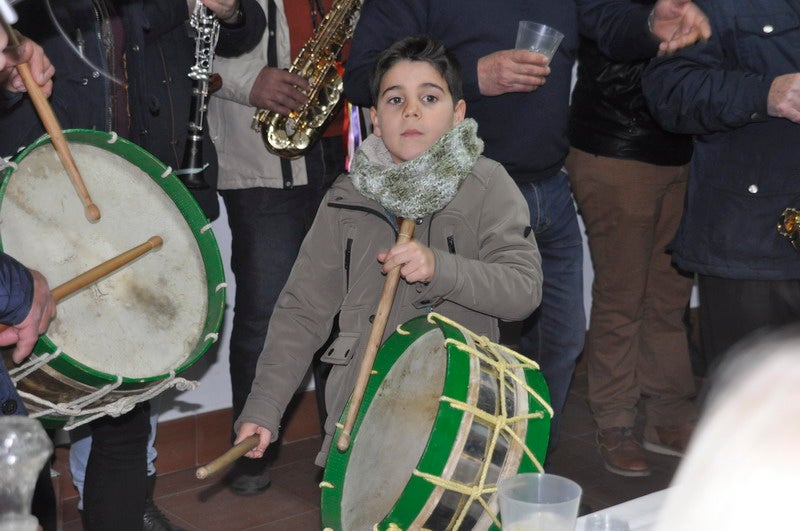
[566,148,697,429]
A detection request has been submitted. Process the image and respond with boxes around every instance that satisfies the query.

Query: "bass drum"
[322,313,552,530]
[0,130,225,427]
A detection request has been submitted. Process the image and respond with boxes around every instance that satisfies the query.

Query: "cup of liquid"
[498,473,582,531]
[515,21,565,62]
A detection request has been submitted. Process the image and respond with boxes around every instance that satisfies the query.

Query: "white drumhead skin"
[341,329,447,530]
[0,143,207,378]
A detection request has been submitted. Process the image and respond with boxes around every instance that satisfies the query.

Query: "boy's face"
[370,60,466,164]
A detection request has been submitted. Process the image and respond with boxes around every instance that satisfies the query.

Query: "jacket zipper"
[344,238,352,291]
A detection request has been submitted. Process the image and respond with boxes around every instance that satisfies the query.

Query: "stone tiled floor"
[60,367,682,530]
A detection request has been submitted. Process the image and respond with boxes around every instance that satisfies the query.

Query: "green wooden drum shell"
[322,315,551,531]
[0,130,226,427]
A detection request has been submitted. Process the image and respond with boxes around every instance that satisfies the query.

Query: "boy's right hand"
[477,49,550,97]
[235,422,272,458]
[378,240,436,284]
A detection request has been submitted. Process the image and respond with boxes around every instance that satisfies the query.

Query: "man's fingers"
[12,333,36,363]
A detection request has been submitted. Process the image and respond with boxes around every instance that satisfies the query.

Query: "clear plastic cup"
[583,513,631,531]
[515,21,565,62]
[498,473,582,531]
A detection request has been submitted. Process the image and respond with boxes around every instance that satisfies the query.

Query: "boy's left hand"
[378,241,435,284]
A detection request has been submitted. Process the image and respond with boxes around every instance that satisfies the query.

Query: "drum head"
[322,315,551,531]
[0,130,225,402]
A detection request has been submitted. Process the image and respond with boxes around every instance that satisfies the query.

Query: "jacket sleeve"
[576,0,658,61]
[0,253,34,326]
[212,44,264,107]
[641,1,773,135]
[234,197,345,439]
[343,0,427,107]
[142,0,265,57]
[419,163,543,321]
[216,0,267,58]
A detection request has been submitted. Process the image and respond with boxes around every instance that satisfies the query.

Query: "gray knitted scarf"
[349,118,483,219]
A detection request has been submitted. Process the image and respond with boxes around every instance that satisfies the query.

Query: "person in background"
[343,0,709,453]
[567,0,698,477]
[208,0,346,495]
[0,1,266,529]
[642,0,800,378]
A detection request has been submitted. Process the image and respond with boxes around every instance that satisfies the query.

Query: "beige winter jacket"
[235,154,542,465]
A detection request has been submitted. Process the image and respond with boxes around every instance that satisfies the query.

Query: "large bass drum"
[322,313,552,531]
[0,130,225,428]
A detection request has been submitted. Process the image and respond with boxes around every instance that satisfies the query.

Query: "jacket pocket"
[319,332,360,366]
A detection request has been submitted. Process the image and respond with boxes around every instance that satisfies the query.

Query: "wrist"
[220,2,243,25]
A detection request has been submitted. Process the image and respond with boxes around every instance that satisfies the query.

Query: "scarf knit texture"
[349,118,484,219]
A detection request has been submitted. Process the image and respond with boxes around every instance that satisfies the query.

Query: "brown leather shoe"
[597,427,651,477]
[643,423,694,457]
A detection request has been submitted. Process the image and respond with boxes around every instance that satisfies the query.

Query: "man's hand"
[477,49,550,97]
[0,270,56,363]
[378,241,436,284]
[249,66,310,115]
[235,422,273,459]
[651,0,711,55]
[202,0,240,24]
[1,34,55,96]
[768,73,800,124]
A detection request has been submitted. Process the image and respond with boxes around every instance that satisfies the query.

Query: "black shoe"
[143,475,185,531]
[227,458,272,496]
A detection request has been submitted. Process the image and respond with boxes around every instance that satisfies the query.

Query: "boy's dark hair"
[369,34,463,106]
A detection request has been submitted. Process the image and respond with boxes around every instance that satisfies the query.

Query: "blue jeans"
[516,170,586,445]
[220,138,345,438]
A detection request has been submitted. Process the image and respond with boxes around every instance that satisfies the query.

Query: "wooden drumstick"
[336,217,416,452]
[0,21,101,222]
[0,236,163,332]
[195,435,260,480]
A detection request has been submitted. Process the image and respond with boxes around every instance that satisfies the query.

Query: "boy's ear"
[452,99,466,125]
[369,106,382,137]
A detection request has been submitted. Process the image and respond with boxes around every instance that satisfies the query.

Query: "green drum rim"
[0,129,226,390]
[320,315,472,530]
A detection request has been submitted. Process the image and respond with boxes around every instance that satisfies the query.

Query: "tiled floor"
[58,366,682,530]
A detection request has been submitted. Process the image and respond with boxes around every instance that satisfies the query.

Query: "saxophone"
[251,0,362,159]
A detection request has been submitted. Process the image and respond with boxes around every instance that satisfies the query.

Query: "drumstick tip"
[336,432,351,452]
[195,467,209,480]
[85,203,101,221]
[148,236,164,249]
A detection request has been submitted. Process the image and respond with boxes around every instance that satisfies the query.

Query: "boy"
[235,35,542,465]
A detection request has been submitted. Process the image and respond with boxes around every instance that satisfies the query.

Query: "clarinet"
[178,3,220,190]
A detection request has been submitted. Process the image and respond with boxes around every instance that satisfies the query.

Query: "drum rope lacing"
[9,349,199,430]
[0,157,18,172]
[321,312,554,531]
